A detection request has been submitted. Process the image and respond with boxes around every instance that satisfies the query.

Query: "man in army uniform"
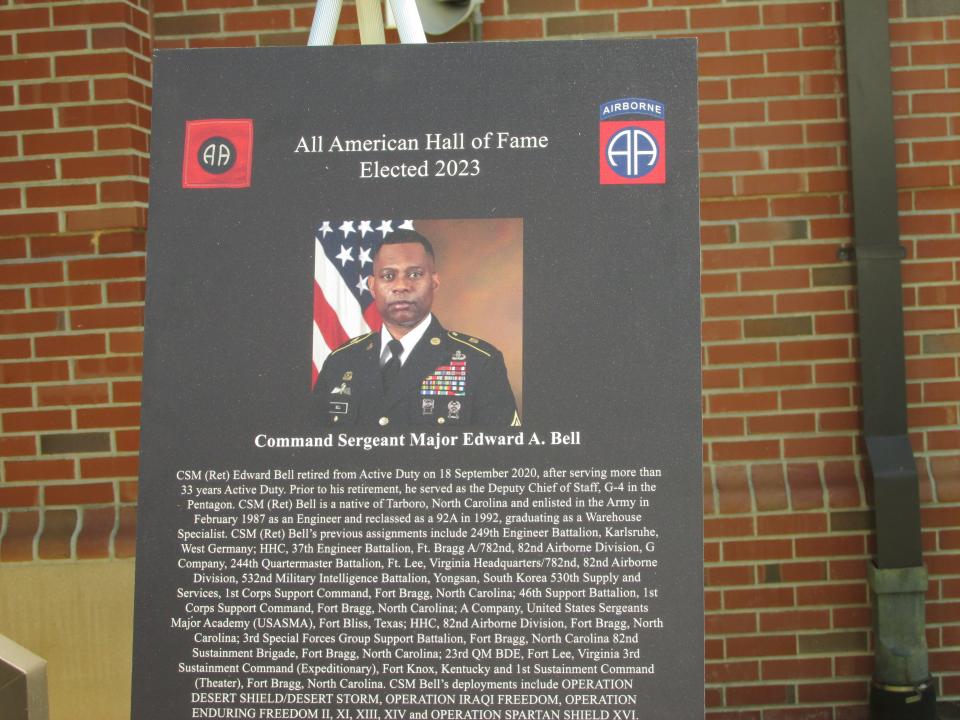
[315,230,518,427]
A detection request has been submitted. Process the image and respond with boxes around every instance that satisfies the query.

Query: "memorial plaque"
[133,40,702,720]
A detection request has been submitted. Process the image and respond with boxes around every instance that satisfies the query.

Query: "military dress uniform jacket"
[315,318,518,427]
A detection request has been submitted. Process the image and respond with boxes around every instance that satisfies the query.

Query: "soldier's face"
[369,242,439,334]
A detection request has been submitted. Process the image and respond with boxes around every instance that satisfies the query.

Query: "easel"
[307,0,427,45]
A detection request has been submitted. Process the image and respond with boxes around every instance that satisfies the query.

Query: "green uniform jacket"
[315,317,518,428]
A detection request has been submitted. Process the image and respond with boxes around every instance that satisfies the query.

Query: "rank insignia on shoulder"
[342,371,353,381]
[468,337,478,343]
[452,350,466,361]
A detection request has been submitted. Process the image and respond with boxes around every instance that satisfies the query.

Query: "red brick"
[701,273,739,294]
[703,368,741,391]
[0,486,40,508]
[61,154,138,180]
[108,331,143,354]
[0,359,69,384]
[114,430,140,450]
[702,198,769,221]
[706,566,755,588]
[726,684,792,707]
[708,343,777,366]
[727,634,797,658]
[223,8,290,31]
[737,172,805,197]
[58,102,138,128]
[0,387,33,408]
[101,180,148,204]
[785,435,853,459]
[760,611,831,634]
[699,53,765,78]
[80,455,138,478]
[18,28,88,55]
[37,509,76,560]
[3,409,71,432]
[46,482,114,505]
[798,681,868,704]
[703,247,771,271]
[780,339,850,362]
[76,507,114,559]
[710,392,778,414]
[704,294,774,318]
[714,465,750,514]
[29,234,97,257]
[74,355,142,379]
[29,285,101,308]
[749,464,787,511]
[70,306,143,330]
[705,660,758,683]
[68,256,145,281]
[779,290,846,314]
[77,405,139,428]
[700,102,765,125]
[768,146,838,169]
[701,150,764,173]
[0,261,62,285]
[1,511,39,561]
[18,80,90,106]
[702,320,742,342]
[4,458,74,481]
[743,270,812,295]
[0,289,25,311]
[0,427,31,464]
[116,506,136,558]
[757,512,827,535]
[784,462,823,510]
[112,380,141,403]
[0,58,50,83]
[26,184,97,208]
[66,206,146,232]
[722,535,794,562]
[0,214,59,237]
[824,461,862,508]
[618,9,687,33]
[98,231,146,254]
[795,535,866,559]
[37,383,110,407]
[35,333,106,358]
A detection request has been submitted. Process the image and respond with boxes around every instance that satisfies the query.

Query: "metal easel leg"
[386,0,426,43]
[356,0,386,45]
[307,0,423,46]
[307,0,344,46]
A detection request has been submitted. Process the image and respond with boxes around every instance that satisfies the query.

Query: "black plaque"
[134,40,702,720]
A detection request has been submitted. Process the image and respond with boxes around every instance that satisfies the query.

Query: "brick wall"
[1,0,958,717]
[1,0,151,562]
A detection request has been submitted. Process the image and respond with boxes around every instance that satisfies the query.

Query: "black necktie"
[382,339,403,393]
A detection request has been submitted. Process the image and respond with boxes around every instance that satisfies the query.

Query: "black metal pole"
[841,2,935,717]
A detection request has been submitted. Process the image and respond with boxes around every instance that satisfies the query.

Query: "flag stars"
[358,246,372,267]
[339,220,356,237]
[356,275,370,295]
[318,221,332,237]
[376,219,393,237]
[399,219,415,231]
[336,244,354,267]
[358,220,373,237]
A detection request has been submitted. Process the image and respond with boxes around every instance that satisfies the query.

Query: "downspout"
[840,3,936,718]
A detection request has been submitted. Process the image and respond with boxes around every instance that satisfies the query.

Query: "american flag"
[312,218,416,388]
